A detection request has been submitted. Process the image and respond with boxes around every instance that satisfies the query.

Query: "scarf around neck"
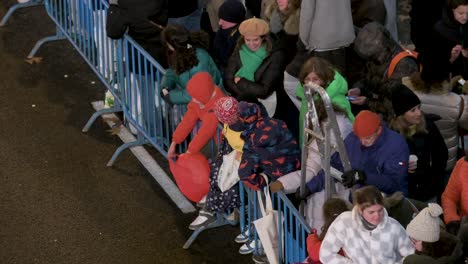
[235,44,267,81]
[359,213,378,231]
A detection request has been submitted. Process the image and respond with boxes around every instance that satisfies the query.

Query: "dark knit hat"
[391,84,421,117]
[218,0,246,24]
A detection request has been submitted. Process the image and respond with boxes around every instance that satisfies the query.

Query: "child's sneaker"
[189,210,216,230]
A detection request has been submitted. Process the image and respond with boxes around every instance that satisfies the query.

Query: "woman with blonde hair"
[389,84,448,202]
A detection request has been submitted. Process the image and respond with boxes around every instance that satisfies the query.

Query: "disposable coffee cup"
[409,154,418,163]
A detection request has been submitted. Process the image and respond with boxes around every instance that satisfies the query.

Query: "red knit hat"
[187,72,215,104]
[215,97,239,125]
[353,110,381,138]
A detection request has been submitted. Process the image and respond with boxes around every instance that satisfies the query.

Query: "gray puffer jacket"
[403,77,468,171]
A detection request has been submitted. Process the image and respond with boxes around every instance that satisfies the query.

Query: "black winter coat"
[406,114,448,202]
[224,40,284,100]
[106,0,168,68]
[427,7,468,80]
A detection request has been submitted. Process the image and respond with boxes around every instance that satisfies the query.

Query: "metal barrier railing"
[239,183,310,263]
[1,1,311,262]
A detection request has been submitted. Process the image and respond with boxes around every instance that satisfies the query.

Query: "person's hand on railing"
[269,181,284,193]
[341,169,366,188]
[161,88,173,106]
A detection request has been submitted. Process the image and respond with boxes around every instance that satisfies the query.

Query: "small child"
[305,198,350,263]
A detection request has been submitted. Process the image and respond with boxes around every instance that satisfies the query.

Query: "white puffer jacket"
[403,77,468,170]
[277,114,353,230]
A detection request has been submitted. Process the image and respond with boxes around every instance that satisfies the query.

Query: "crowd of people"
[104,0,468,262]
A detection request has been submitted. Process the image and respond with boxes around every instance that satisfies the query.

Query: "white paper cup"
[409,154,418,163]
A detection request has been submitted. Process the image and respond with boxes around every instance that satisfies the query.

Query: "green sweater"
[162,48,223,105]
[296,71,355,145]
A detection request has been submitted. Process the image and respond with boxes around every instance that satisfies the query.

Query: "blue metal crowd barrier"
[239,183,310,263]
[1,0,311,262]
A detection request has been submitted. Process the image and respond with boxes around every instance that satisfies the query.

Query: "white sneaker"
[17,0,31,3]
[239,238,258,255]
[188,210,215,230]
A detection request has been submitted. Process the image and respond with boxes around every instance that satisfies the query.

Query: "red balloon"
[168,153,210,202]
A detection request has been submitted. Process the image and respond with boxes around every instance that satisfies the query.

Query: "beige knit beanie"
[406,203,443,242]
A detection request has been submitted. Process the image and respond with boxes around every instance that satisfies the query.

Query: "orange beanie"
[353,110,381,138]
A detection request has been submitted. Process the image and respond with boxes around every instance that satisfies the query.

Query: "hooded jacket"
[353,22,420,121]
[236,102,301,190]
[163,48,223,105]
[171,72,225,153]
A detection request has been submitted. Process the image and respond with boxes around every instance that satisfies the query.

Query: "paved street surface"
[0,1,250,263]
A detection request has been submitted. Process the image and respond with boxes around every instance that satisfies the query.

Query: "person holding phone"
[425,0,468,80]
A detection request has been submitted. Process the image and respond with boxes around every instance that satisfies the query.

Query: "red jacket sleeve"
[172,103,198,144]
[307,232,322,263]
[187,110,219,154]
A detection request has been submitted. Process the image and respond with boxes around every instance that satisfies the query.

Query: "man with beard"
[212,0,246,76]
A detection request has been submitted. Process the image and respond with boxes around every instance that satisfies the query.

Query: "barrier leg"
[0,0,44,27]
[107,137,148,167]
[183,215,234,249]
[82,105,122,132]
[27,25,66,59]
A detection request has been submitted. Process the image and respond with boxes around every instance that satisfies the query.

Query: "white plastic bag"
[217,150,240,192]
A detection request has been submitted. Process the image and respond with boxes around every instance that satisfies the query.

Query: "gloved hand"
[341,169,366,188]
[295,186,311,201]
[446,220,461,235]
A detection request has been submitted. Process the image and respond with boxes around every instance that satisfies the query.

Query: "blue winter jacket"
[307,125,410,196]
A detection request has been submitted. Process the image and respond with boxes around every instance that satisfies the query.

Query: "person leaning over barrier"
[232,101,301,190]
[319,185,415,263]
[160,24,223,105]
[106,0,168,68]
[304,110,410,196]
[167,72,225,159]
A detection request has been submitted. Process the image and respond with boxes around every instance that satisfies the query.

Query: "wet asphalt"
[0,1,250,263]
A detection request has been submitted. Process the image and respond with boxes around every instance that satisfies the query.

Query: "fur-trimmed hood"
[264,0,300,35]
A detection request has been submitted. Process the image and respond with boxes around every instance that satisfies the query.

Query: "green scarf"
[235,44,267,81]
